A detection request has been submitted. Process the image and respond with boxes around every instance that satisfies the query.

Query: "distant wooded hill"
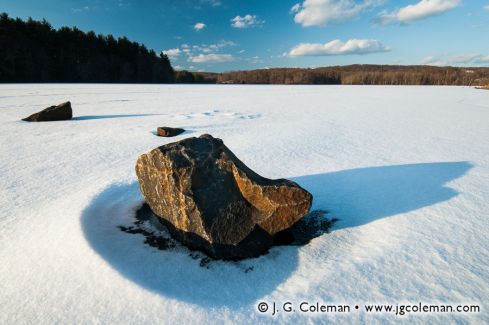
[193,66,489,86]
[0,13,174,83]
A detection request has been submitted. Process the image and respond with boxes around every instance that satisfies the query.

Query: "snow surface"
[0,84,488,324]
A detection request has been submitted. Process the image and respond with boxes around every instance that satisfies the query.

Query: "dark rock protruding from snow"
[135,134,313,259]
[22,102,72,122]
[156,127,185,137]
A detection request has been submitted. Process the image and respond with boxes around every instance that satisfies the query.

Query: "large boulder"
[135,134,312,259]
[22,101,72,122]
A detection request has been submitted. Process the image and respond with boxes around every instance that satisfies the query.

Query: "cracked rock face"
[135,134,312,259]
[22,101,72,122]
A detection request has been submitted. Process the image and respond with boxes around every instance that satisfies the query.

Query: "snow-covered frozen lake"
[1,84,488,324]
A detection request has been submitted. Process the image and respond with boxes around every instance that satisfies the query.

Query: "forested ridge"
[0,13,174,83]
[212,66,489,86]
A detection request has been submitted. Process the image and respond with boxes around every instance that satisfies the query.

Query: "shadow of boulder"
[80,161,471,307]
[80,182,299,308]
[293,162,472,229]
[73,113,163,120]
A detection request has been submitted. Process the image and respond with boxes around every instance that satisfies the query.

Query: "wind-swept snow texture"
[0,85,488,324]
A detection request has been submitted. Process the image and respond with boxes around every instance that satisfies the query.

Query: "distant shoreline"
[0,82,487,87]
[185,65,489,86]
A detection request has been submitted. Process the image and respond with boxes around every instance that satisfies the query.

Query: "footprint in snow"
[171,110,261,121]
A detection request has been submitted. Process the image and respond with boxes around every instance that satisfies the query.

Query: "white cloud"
[194,22,206,31]
[211,40,237,48]
[189,54,235,63]
[250,56,263,64]
[115,0,130,8]
[420,55,445,66]
[484,5,489,11]
[451,54,483,64]
[292,0,385,27]
[476,55,489,63]
[231,14,264,28]
[161,48,181,59]
[290,3,301,13]
[183,40,236,55]
[420,54,489,66]
[177,41,238,63]
[289,39,390,57]
[377,0,460,24]
[201,0,221,7]
[72,6,91,12]
[73,1,129,12]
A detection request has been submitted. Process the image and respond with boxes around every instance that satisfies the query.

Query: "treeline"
[210,65,489,86]
[0,13,174,83]
[175,70,216,84]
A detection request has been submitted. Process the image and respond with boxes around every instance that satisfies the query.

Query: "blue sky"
[3,0,489,72]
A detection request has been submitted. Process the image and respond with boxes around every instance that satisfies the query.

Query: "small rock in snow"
[156,127,185,137]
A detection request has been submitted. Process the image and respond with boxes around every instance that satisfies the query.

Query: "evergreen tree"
[0,13,174,83]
